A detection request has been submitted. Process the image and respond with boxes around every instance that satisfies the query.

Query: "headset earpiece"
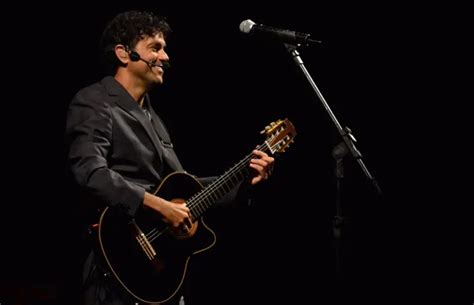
[129,50,140,62]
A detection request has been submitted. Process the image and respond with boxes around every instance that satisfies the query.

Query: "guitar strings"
[186,142,268,214]
[144,142,268,243]
[144,145,263,243]
[145,138,284,243]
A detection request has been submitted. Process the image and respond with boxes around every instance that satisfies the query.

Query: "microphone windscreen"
[239,19,255,34]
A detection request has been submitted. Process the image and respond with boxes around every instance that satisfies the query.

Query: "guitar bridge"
[130,221,157,261]
[136,231,157,260]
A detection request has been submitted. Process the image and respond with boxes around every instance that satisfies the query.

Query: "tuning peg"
[260,125,271,134]
[262,120,285,134]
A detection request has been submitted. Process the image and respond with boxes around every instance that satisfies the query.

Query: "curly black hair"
[100,10,171,73]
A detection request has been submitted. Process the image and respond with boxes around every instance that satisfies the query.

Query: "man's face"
[130,33,169,86]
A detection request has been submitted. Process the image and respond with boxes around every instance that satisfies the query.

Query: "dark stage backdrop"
[2,2,468,305]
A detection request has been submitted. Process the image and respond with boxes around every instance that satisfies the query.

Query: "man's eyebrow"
[148,40,166,49]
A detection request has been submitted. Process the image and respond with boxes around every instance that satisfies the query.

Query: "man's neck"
[114,72,146,106]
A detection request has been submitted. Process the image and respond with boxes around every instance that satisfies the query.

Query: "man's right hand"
[143,192,191,229]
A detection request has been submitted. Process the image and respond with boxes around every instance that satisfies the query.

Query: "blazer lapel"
[147,104,184,172]
[101,77,164,162]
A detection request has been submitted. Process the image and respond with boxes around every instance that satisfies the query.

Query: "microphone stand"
[283,43,382,281]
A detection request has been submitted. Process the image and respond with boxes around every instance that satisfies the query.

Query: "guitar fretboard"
[187,142,269,220]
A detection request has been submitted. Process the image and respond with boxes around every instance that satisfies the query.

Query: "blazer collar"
[101,76,164,162]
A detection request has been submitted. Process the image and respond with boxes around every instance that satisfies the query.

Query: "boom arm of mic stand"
[284,43,382,196]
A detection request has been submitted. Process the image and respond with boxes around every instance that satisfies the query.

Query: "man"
[65,10,274,305]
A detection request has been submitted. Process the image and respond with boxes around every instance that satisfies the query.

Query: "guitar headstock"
[261,118,297,154]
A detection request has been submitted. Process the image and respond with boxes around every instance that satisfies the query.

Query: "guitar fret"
[215,188,225,199]
[209,191,220,201]
[222,182,231,192]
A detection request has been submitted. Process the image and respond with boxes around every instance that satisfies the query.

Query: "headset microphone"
[129,50,141,62]
[129,50,171,70]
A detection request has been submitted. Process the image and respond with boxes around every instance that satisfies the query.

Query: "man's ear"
[115,44,129,64]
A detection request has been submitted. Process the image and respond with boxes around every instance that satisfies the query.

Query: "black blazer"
[66,76,184,217]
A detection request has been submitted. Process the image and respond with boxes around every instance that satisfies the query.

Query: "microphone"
[239,19,321,46]
[129,50,171,70]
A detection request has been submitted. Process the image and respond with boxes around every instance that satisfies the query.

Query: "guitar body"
[97,119,296,304]
[98,172,216,304]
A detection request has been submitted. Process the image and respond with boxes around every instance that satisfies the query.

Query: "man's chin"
[152,77,164,86]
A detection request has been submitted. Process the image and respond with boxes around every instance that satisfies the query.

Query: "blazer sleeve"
[66,92,145,217]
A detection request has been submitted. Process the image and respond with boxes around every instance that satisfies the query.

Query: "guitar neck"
[188,142,270,220]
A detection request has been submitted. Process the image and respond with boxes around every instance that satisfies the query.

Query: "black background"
[1,2,470,304]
